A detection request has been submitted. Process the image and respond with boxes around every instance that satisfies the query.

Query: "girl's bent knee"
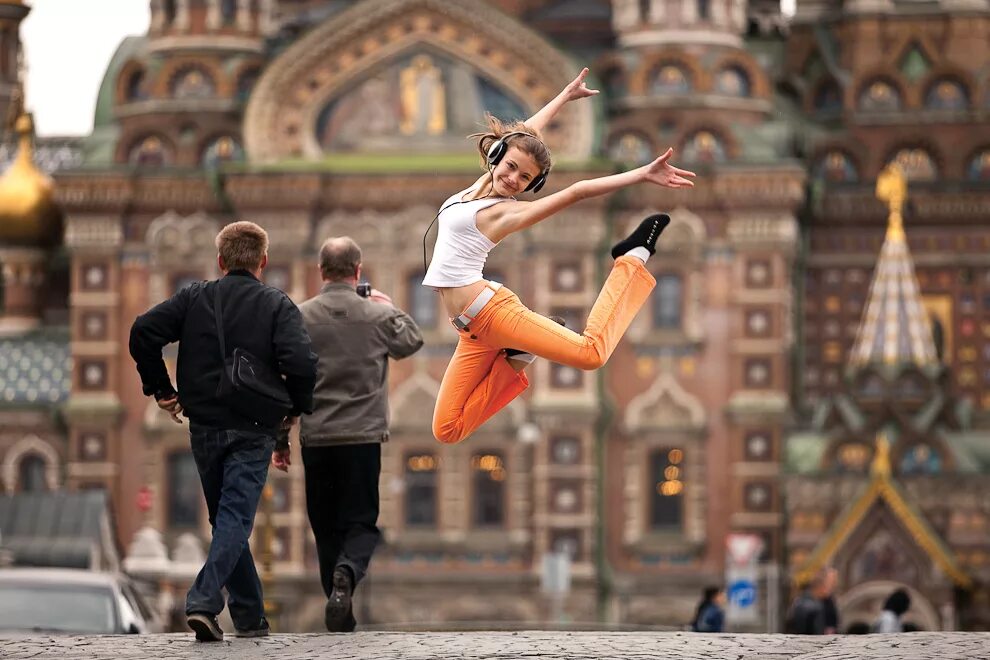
[433,419,466,445]
[570,353,606,371]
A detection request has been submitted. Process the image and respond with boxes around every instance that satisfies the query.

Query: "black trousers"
[302,443,381,599]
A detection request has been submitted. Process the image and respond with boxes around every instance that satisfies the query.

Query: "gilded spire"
[848,164,937,368]
[870,432,892,478]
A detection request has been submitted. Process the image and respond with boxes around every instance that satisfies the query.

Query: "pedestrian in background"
[274,236,423,632]
[129,221,317,641]
[691,586,726,632]
[872,588,911,633]
[785,567,836,635]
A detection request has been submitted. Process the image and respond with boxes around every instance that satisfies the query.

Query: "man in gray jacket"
[272,236,423,632]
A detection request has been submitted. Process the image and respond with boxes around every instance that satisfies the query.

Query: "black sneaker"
[234,617,270,638]
[506,316,566,359]
[611,213,671,259]
[187,612,224,642]
[325,566,354,632]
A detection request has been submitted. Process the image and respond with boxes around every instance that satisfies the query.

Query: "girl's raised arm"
[524,67,599,134]
[483,149,695,242]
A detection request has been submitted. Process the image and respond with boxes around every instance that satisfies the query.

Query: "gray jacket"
[298,282,423,446]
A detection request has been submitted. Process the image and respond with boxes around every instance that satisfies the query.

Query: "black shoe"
[187,612,224,642]
[325,566,354,632]
[234,617,270,638]
[506,315,566,359]
[611,213,671,259]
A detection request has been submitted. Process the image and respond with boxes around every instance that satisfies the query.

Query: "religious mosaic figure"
[652,64,690,94]
[609,133,651,165]
[967,151,990,181]
[400,54,447,136]
[889,149,936,182]
[131,136,167,167]
[682,131,725,163]
[172,68,215,99]
[859,80,900,112]
[925,80,967,111]
[819,151,857,183]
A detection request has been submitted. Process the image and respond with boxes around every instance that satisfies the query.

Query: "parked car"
[0,568,161,634]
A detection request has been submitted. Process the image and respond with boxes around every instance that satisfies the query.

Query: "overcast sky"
[22,0,150,136]
[19,0,796,137]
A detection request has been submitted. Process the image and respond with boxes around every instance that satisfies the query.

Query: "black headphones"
[485,131,550,193]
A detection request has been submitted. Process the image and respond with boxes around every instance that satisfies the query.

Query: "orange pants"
[433,256,656,444]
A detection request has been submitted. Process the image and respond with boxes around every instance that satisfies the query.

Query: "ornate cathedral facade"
[1,0,989,632]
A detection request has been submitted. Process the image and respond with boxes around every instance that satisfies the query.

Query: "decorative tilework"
[0,332,71,405]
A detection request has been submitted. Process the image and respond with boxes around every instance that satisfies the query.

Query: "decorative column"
[206,0,221,31]
[237,0,252,32]
[175,0,191,32]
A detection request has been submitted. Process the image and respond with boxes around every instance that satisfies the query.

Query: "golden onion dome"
[0,113,61,246]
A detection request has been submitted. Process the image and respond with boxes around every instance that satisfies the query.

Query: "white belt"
[451,281,501,331]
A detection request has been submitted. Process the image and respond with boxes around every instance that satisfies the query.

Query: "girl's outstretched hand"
[564,67,600,102]
[643,148,696,188]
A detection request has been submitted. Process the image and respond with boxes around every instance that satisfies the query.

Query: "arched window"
[601,66,627,98]
[813,78,842,113]
[858,79,902,112]
[924,78,968,111]
[18,454,47,492]
[651,63,691,95]
[815,150,858,183]
[900,444,941,475]
[170,67,216,99]
[202,136,244,167]
[404,453,438,527]
[888,148,937,182]
[163,0,177,25]
[607,132,652,166]
[682,130,727,163]
[124,69,148,102]
[407,271,437,330]
[167,452,199,528]
[129,136,170,168]
[652,273,683,329]
[967,150,990,181]
[650,448,684,529]
[715,66,749,97]
[236,67,261,103]
[221,0,237,24]
[471,452,506,527]
[698,0,710,19]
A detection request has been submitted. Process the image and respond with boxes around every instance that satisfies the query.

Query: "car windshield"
[0,583,117,634]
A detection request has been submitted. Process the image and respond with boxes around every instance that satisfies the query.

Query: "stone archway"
[244,0,593,162]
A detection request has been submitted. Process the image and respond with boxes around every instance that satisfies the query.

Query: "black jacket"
[129,270,318,432]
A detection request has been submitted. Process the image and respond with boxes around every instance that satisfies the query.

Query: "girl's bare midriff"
[437,280,491,320]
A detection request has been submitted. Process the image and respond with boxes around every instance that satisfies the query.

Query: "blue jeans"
[185,424,275,630]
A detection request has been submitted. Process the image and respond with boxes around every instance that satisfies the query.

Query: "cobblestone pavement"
[3,631,990,659]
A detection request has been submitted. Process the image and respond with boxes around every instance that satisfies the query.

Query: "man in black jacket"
[129,221,317,642]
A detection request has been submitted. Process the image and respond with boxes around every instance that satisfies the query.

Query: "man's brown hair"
[215,221,269,271]
[319,236,362,281]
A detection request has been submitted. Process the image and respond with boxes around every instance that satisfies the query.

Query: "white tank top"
[421,187,512,288]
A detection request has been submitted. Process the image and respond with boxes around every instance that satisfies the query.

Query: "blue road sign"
[728,579,757,609]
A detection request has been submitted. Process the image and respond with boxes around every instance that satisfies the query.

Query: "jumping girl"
[424,68,696,444]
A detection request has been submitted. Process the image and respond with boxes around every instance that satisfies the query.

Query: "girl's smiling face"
[492,146,542,196]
